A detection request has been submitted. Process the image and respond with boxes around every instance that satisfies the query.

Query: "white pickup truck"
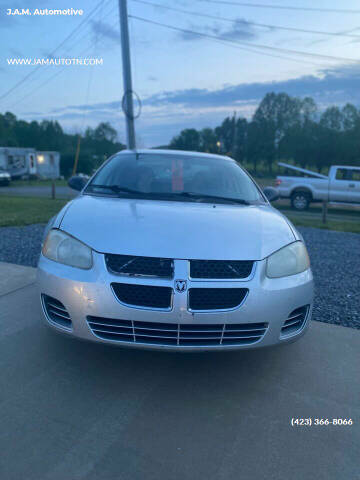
[276,163,360,210]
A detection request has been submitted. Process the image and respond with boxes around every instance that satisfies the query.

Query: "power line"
[9,10,328,113]
[2,1,120,110]
[129,15,360,63]
[195,0,360,14]
[6,16,120,111]
[201,35,327,67]
[131,0,360,39]
[0,0,113,103]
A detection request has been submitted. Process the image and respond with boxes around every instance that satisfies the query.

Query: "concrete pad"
[0,274,359,479]
[0,262,36,296]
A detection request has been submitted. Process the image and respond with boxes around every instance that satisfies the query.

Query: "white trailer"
[0,147,60,179]
[276,162,360,210]
[36,151,60,179]
[0,147,37,178]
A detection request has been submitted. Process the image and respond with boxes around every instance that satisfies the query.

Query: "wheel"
[291,191,310,210]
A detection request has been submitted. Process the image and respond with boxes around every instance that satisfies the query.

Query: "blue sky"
[1,0,360,146]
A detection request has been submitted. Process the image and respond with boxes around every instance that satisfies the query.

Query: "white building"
[36,151,60,179]
[0,147,60,179]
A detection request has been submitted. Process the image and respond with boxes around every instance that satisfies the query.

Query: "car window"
[86,153,265,204]
[336,168,353,181]
[351,170,360,182]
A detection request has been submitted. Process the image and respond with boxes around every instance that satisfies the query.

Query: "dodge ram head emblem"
[175,280,187,293]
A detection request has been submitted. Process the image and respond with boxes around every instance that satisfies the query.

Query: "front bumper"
[0,176,10,186]
[37,252,314,351]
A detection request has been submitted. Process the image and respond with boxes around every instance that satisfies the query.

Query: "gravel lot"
[0,223,359,329]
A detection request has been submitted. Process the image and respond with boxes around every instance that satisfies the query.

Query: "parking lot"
[0,260,359,479]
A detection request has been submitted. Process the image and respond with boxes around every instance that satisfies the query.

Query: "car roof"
[332,165,360,170]
[118,149,234,162]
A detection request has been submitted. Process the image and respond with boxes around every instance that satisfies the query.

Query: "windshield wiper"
[87,185,191,200]
[87,184,145,195]
[172,192,251,205]
[86,185,251,204]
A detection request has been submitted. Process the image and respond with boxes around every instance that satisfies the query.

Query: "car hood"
[59,195,295,260]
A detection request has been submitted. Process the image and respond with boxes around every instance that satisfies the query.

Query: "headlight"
[266,241,310,278]
[42,229,93,269]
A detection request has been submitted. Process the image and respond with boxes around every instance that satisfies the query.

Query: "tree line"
[0,111,125,177]
[168,92,360,175]
[1,92,360,178]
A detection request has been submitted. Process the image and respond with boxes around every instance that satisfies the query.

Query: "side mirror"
[68,175,88,191]
[263,186,279,203]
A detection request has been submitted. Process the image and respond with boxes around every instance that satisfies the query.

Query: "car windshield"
[85,153,265,205]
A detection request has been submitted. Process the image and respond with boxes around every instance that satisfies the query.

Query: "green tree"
[199,127,218,153]
[252,92,303,173]
[320,106,343,131]
[169,128,200,151]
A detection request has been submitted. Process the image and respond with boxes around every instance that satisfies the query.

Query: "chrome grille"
[87,317,268,347]
[111,283,172,309]
[190,260,254,279]
[42,294,72,329]
[105,254,173,278]
[189,288,248,311]
[281,306,309,336]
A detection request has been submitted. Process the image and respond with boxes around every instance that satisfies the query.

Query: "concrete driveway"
[0,262,359,480]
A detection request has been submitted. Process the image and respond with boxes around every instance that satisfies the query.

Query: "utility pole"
[232,110,238,160]
[118,0,136,150]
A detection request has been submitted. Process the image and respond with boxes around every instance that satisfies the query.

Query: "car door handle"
[349,183,355,188]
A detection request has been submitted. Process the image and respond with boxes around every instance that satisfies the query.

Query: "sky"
[1,0,360,146]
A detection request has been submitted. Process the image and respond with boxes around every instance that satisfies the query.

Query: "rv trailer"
[0,147,60,179]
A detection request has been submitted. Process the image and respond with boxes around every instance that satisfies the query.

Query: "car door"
[348,168,360,204]
[329,168,355,203]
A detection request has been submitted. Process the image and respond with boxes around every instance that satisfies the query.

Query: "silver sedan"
[37,149,314,351]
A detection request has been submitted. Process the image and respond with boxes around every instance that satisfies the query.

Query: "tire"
[291,191,310,211]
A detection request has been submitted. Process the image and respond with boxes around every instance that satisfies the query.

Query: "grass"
[284,215,360,234]
[252,176,276,188]
[0,194,359,234]
[0,196,68,227]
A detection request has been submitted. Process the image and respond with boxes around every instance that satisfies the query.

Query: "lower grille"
[111,283,172,309]
[281,306,309,336]
[42,294,72,329]
[189,288,248,311]
[190,260,254,279]
[87,317,268,347]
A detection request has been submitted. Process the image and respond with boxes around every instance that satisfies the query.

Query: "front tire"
[291,191,310,211]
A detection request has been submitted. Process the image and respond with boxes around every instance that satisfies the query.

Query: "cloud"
[0,13,17,28]
[179,18,257,42]
[9,48,23,57]
[50,100,122,114]
[91,20,119,44]
[20,63,360,146]
[143,64,360,108]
